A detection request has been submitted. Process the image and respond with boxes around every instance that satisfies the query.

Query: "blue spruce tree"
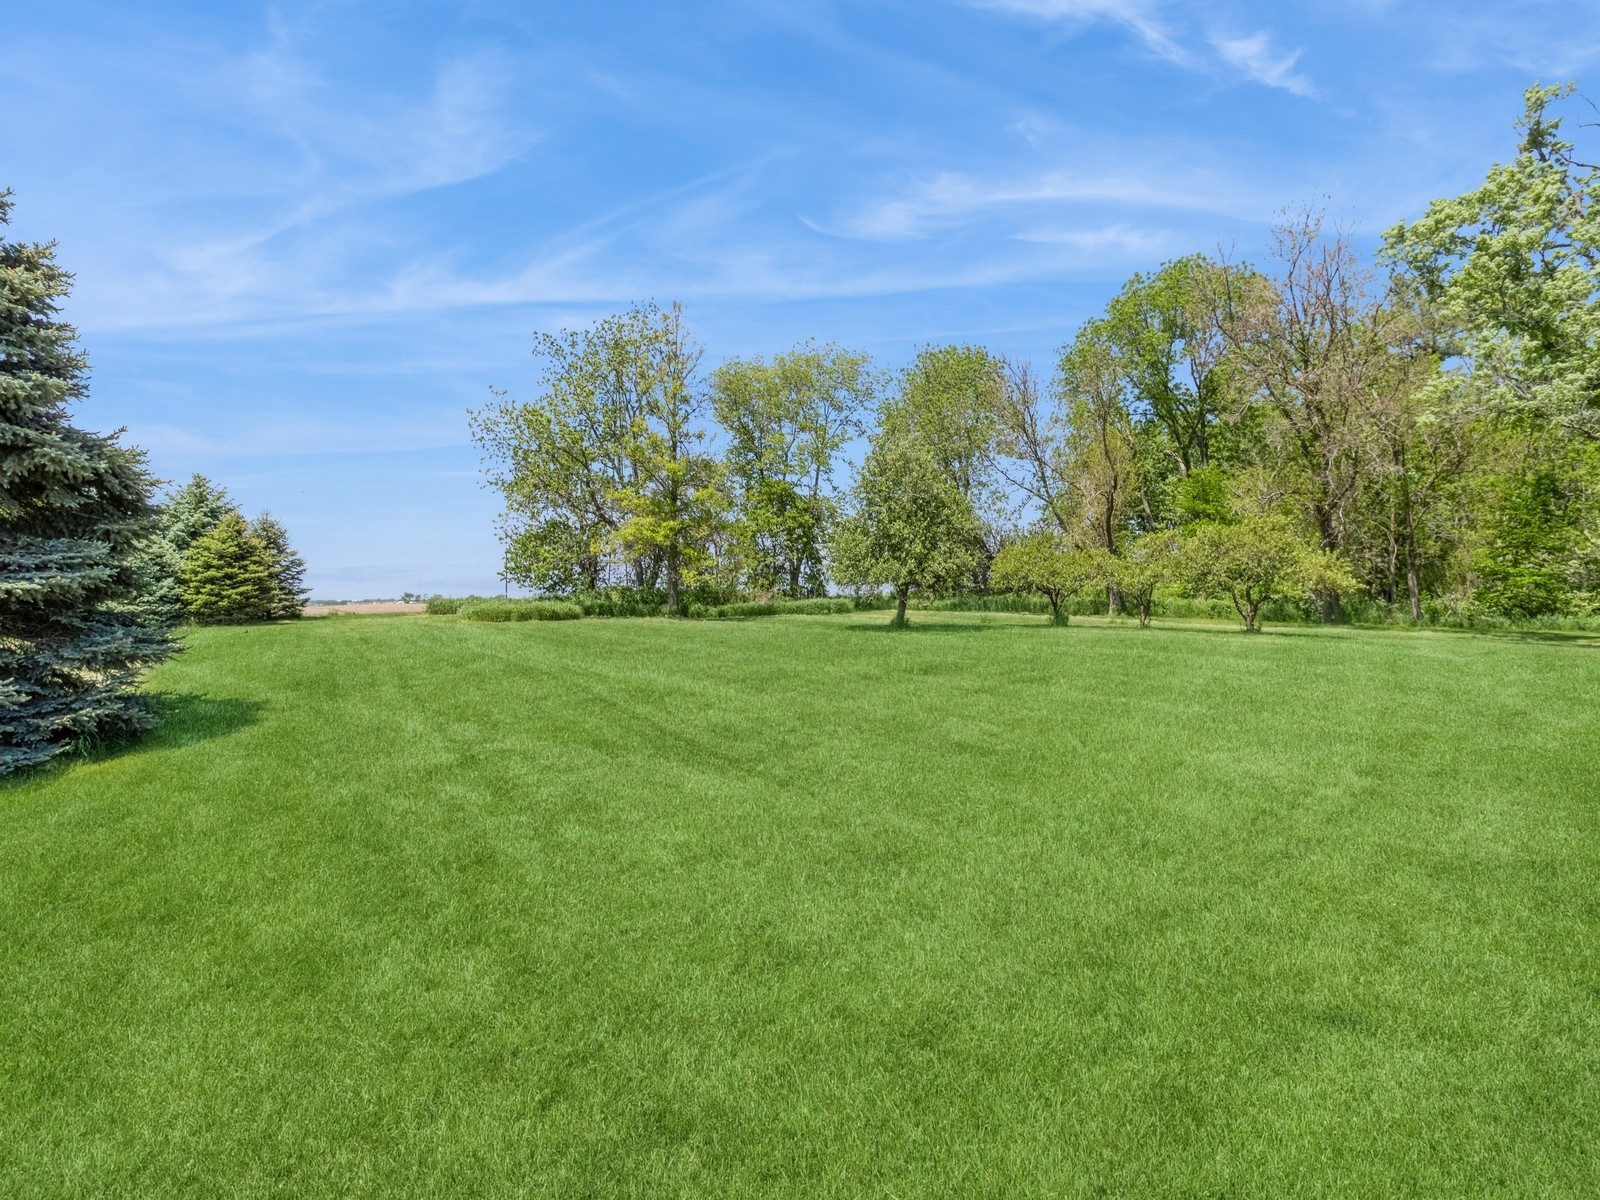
[0,190,175,772]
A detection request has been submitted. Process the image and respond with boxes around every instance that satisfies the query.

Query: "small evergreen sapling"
[0,190,174,772]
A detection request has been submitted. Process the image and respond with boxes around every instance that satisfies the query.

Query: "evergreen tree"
[123,474,232,627]
[0,190,174,773]
[248,511,308,619]
[164,473,232,554]
[179,511,275,625]
[123,512,186,628]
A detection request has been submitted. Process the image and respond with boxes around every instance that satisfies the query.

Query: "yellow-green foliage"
[990,532,1101,624]
[178,512,276,625]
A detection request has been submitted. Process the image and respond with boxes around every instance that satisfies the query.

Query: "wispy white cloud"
[54,39,541,332]
[805,166,1260,241]
[1209,31,1315,97]
[169,46,537,255]
[967,1,1316,96]
[969,0,1191,63]
[1012,223,1171,254]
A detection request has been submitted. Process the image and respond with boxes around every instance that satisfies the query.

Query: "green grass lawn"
[3,612,1598,1197]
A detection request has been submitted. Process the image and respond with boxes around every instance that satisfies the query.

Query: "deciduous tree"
[1384,83,1600,440]
[711,342,875,596]
[472,303,725,613]
[990,532,1099,625]
[1099,530,1182,627]
[1182,516,1354,631]
[831,430,982,627]
[883,345,1005,584]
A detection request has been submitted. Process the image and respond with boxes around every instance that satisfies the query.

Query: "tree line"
[132,474,309,628]
[474,86,1600,627]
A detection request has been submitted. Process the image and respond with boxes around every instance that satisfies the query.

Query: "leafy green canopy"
[711,342,875,598]
[0,190,174,771]
[1181,517,1354,632]
[1101,530,1183,627]
[470,302,727,613]
[1385,83,1600,439]
[830,429,983,625]
[989,532,1100,624]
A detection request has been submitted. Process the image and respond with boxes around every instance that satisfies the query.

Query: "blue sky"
[4,1,1595,597]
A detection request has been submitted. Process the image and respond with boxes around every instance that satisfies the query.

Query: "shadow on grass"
[849,613,1378,639]
[1132,621,1353,639]
[1412,627,1600,649]
[841,618,1020,634]
[147,693,267,749]
[1,694,265,788]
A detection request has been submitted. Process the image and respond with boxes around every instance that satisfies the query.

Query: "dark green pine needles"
[0,190,173,773]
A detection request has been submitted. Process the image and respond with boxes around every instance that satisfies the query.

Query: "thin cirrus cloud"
[805,167,1262,242]
[50,40,539,332]
[1209,32,1315,97]
[967,0,1315,94]
[967,0,1194,65]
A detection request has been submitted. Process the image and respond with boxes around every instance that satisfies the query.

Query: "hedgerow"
[686,597,856,619]
[425,595,484,615]
[457,598,583,622]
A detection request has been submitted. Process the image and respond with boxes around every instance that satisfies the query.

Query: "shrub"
[425,595,484,615]
[926,593,1055,614]
[457,598,583,622]
[687,597,856,619]
[571,587,668,618]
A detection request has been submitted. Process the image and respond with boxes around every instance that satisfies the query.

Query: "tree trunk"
[666,544,681,617]
[893,587,908,627]
[1138,598,1151,627]
[1049,594,1068,626]
[1402,489,1422,623]
[1234,588,1259,632]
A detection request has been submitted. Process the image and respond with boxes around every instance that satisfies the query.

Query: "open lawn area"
[3,612,1599,1197]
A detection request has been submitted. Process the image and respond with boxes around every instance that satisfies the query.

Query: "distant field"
[3,612,1598,1197]
[302,601,427,615]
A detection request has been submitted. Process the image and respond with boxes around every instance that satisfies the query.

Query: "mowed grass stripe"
[2,613,1597,1197]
